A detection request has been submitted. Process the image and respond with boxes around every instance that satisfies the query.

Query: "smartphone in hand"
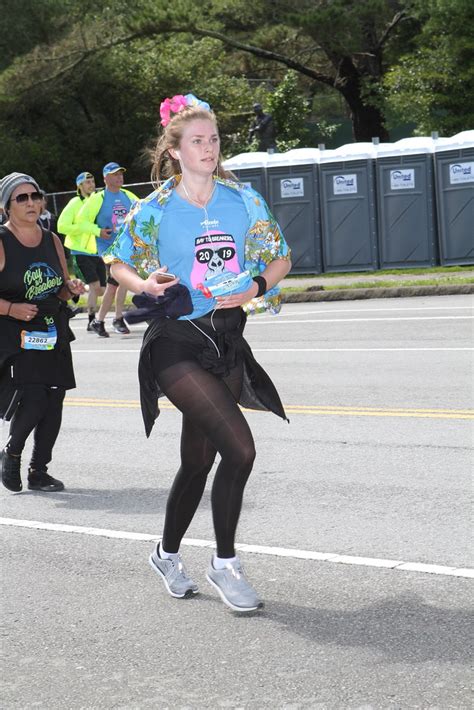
[155,271,176,283]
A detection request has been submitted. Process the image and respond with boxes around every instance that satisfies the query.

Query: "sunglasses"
[11,191,43,204]
[196,246,236,264]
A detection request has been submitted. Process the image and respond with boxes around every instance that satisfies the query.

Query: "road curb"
[281,283,474,303]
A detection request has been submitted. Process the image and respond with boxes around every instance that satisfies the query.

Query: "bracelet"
[252,275,267,298]
[6,302,12,316]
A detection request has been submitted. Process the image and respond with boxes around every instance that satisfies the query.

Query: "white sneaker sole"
[148,554,198,599]
[206,573,263,612]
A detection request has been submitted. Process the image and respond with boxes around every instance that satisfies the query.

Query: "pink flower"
[159,94,211,126]
[169,95,187,113]
[160,95,187,126]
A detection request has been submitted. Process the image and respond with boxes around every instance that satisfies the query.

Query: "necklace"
[180,178,217,235]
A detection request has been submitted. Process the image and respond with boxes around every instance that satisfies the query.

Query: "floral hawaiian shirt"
[104,175,291,314]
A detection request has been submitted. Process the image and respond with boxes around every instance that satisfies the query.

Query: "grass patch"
[281,276,474,292]
[323,277,474,290]
[287,265,473,279]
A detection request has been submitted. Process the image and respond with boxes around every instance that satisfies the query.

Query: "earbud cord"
[181,175,232,354]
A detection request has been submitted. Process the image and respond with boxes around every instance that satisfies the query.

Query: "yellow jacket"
[57,194,97,255]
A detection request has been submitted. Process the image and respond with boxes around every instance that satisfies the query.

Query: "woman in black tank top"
[0,172,85,493]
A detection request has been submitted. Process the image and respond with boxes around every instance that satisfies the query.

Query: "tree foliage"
[384,0,474,134]
[0,0,472,190]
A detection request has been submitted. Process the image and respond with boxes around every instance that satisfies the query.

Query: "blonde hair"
[150,106,231,185]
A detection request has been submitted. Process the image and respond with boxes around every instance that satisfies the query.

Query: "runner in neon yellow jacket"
[57,194,97,255]
[57,171,105,329]
[76,162,138,337]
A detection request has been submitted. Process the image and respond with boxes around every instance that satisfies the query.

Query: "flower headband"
[159,93,211,127]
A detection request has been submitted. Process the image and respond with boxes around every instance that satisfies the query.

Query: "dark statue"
[248,103,277,152]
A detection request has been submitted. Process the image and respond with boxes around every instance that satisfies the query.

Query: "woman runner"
[0,172,85,493]
[106,94,291,612]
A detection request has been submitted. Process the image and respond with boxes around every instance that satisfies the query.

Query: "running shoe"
[148,545,198,598]
[87,313,96,332]
[90,319,110,338]
[1,448,22,492]
[206,557,263,612]
[112,317,130,335]
[27,469,64,492]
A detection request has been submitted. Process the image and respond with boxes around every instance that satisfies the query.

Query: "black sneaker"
[27,469,64,492]
[1,448,22,492]
[86,314,95,332]
[113,317,130,335]
[90,319,109,338]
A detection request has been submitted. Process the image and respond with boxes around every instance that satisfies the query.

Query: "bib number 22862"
[21,326,57,351]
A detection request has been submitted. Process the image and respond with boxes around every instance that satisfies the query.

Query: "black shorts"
[150,307,244,377]
[73,254,106,287]
[105,264,119,287]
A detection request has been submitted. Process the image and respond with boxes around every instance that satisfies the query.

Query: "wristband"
[252,275,267,298]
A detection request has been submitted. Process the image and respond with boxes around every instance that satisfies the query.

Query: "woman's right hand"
[9,303,39,321]
[142,269,179,297]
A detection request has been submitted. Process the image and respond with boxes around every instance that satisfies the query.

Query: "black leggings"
[151,351,256,558]
[6,385,65,472]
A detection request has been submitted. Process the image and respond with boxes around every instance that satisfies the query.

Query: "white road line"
[251,348,474,352]
[273,306,474,315]
[72,349,140,353]
[71,347,473,354]
[1,517,472,579]
[248,316,473,324]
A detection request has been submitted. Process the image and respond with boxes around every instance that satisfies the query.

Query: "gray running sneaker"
[148,546,198,599]
[206,557,264,612]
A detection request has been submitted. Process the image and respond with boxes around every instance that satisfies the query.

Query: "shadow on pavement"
[33,487,211,515]
[259,593,472,664]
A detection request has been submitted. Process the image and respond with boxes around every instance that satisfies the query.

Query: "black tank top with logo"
[0,226,75,390]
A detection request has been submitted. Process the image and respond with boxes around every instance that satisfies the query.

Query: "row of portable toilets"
[222,131,474,273]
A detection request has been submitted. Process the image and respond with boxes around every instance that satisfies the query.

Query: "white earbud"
[175,151,181,160]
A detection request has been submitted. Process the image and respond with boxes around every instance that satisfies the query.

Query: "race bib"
[196,270,253,299]
[21,326,57,351]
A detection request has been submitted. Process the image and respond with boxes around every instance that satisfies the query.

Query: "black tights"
[154,358,256,558]
[7,385,65,471]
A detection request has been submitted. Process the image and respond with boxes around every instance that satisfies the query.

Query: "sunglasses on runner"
[11,191,43,204]
[196,246,236,264]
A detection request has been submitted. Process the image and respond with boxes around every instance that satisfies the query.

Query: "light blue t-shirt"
[158,183,250,318]
[96,189,133,256]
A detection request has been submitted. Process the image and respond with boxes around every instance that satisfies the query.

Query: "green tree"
[1,0,418,143]
[263,71,310,152]
[384,0,474,135]
[1,0,472,189]
[0,5,258,189]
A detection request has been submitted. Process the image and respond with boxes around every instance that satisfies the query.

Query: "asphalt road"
[1,294,473,709]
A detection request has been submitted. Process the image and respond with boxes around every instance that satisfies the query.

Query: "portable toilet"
[265,149,323,274]
[434,131,474,265]
[375,137,439,268]
[319,143,378,272]
[222,152,268,200]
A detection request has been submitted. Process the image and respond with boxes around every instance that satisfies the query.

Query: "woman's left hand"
[215,281,259,309]
[66,278,87,295]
